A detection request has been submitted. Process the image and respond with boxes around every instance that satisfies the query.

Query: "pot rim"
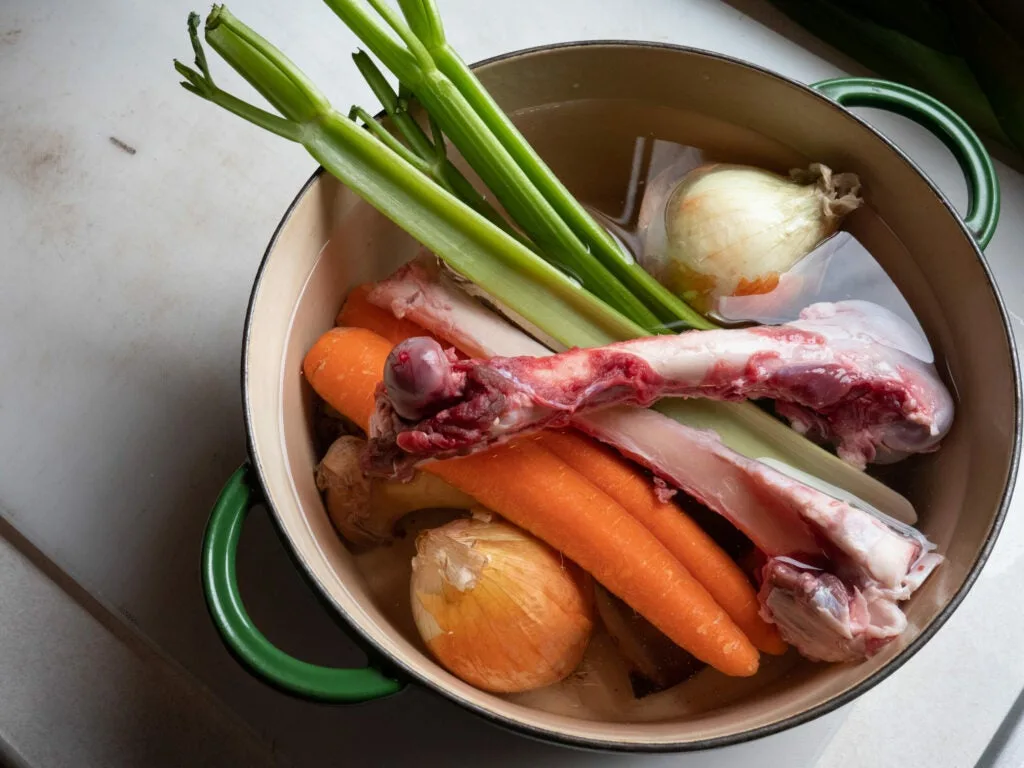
[240,40,1022,753]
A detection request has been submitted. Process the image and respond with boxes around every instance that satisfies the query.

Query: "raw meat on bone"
[370,287,953,473]
[365,262,943,662]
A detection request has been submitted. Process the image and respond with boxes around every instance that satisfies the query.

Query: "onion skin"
[411,516,594,693]
[647,163,862,312]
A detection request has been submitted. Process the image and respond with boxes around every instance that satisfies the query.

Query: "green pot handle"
[811,77,1000,249]
[202,464,404,701]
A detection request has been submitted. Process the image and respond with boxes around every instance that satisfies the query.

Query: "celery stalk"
[351,51,528,244]
[653,400,915,523]
[348,105,433,173]
[177,7,643,349]
[395,0,714,331]
[323,0,664,331]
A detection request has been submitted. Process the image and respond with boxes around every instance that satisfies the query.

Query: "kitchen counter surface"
[2,0,1022,765]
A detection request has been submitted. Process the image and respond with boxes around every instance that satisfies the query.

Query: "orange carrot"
[337,285,445,347]
[304,326,390,429]
[428,441,759,677]
[535,429,786,655]
[303,327,760,677]
[333,294,783,655]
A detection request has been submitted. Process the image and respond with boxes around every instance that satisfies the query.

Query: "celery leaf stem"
[322,0,422,83]
[353,51,529,244]
[363,0,435,73]
[349,105,432,174]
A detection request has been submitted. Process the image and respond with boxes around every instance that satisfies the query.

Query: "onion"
[410,514,594,693]
[641,162,862,312]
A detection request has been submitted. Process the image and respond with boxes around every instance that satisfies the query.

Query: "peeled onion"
[641,162,862,312]
[410,514,594,693]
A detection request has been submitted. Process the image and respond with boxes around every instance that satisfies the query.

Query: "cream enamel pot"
[201,43,1019,752]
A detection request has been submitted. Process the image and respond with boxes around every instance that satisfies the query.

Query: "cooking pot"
[201,43,1019,752]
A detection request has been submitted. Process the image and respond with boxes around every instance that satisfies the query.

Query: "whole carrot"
[303,326,759,677]
[536,429,786,656]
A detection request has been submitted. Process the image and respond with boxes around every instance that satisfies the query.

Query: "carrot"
[337,285,444,347]
[303,326,760,677]
[303,326,390,429]
[334,294,783,655]
[535,429,786,655]
[427,441,759,677]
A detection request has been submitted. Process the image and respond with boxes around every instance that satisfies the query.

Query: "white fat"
[903,551,944,592]
[795,300,934,364]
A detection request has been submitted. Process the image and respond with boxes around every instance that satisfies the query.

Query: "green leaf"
[768,0,1011,145]
[841,0,958,52]
[944,0,1024,154]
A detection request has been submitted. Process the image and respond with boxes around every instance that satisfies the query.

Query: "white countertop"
[2,0,1022,765]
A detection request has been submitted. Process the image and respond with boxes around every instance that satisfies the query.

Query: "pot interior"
[244,45,1017,748]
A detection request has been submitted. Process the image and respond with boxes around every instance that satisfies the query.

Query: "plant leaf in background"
[943,0,1024,161]
[841,0,958,53]
[977,0,1024,41]
[767,0,1023,165]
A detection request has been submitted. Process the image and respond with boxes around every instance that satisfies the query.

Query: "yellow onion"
[642,162,862,312]
[410,514,594,693]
